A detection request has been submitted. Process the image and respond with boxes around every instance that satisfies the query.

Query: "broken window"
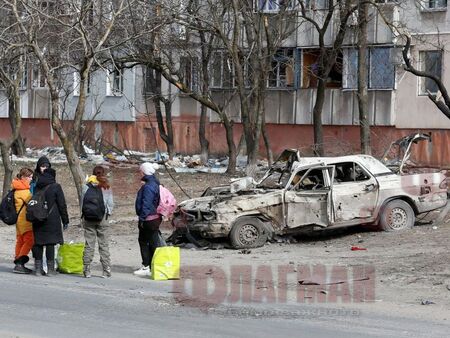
[419,50,442,95]
[333,162,370,183]
[292,168,326,191]
[343,47,395,90]
[268,49,295,88]
[211,50,234,88]
[301,49,342,89]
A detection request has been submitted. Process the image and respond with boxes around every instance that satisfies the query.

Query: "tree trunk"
[154,97,172,158]
[223,118,236,175]
[261,114,273,165]
[199,104,209,164]
[7,91,25,156]
[49,90,85,204]
[313,78,326,156]
[358,1,371,155]
[0,144,13,198]
[164,100,174,159]
[236,133,246,156]
[151,68,174,159]
[61,138,85,204]
[1,83,23,196]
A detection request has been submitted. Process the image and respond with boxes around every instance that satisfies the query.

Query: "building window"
[106,67,123,96]
[343,47,395,90]
[421,0,447,10]
[73,71,91,96]
[369,48,395,89]
[73,71,80,96]
[268,49,295,88]
[419,50,442,95]
[211,51,234,89]
[301,49,342,89]
[32,66,46,88]
[179,56,198,91]
[256,0,296,12]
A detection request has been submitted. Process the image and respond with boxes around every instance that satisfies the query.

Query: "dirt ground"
[1,162,450,321]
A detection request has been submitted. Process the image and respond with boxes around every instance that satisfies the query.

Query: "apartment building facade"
[0,0,449,165]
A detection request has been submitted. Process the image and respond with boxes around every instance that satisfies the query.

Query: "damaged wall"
[1,117,449,168]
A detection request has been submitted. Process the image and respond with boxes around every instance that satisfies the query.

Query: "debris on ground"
[239,249,252,254]
[351,246,367,251]
[421,300,435,305]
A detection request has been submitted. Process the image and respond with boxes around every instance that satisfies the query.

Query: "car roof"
[293,155,393,176]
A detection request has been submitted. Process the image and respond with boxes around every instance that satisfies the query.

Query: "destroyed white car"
[172,148,448,249]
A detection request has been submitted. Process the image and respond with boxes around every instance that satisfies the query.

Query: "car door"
[283,165,334,229]
[331,162,379,224]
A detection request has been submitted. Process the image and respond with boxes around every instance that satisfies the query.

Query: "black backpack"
[26,184,54,222]
[82,183,105,221]
[0,190,25,225]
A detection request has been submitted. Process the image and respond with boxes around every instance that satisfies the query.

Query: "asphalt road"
[0,263,448,338]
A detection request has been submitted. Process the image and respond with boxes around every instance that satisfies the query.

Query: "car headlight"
[202,211,216,221]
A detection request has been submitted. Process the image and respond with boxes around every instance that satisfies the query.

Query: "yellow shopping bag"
[151,246,180,280]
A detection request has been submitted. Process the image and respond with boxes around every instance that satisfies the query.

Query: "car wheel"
[379,200,415,231]
[229,217,268,249]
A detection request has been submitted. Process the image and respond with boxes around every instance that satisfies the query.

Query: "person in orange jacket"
[12,167,34,274]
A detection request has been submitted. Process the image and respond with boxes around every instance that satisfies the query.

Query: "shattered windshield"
[256,149,300,189]
[257,169,292,189]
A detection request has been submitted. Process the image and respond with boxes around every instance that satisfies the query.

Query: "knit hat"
[139,162,158,176]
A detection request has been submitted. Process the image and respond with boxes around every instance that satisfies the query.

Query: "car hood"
[179,188,281,212]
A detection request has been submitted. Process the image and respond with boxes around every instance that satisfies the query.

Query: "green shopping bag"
[151,246,180,280]
[57,242,85,274]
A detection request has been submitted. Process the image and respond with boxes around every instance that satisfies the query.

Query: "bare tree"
[297,0,360,156]
[7,0,153,203]
[119,0,241,173]
[402,35,450,119]
[358,1,370,154]
[198,0,296,175]
[0,49,26,197]
[375,2,450,120]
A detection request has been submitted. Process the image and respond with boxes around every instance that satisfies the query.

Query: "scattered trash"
[432,226,438,230]
[320,290,328,295]
[421,300,435,305]
[299,275,370,286]
[446,285,450,291]
[351,246,367,251]
[239,249,252,254]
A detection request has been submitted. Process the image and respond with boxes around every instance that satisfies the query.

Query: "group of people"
[11,156,163,278]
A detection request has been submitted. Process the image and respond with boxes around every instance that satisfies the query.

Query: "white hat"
[140,162,158,176]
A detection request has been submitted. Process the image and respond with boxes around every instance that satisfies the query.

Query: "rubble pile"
[8,146,269,173]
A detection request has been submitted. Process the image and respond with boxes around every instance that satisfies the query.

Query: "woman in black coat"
[32,166,69,276]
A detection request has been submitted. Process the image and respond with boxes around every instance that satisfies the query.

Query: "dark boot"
[13,264,32,274]
[34,260,46,276]
[47,260,57,276]
[83,265,91,278]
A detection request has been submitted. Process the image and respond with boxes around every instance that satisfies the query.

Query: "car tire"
[229,217,269,249]
[379,200,415,231]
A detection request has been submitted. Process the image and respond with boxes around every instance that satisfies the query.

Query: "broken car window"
[334,162,370,183]
[292,168,326,191]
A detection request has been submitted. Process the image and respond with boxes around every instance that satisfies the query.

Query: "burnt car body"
[172,148,448,249]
